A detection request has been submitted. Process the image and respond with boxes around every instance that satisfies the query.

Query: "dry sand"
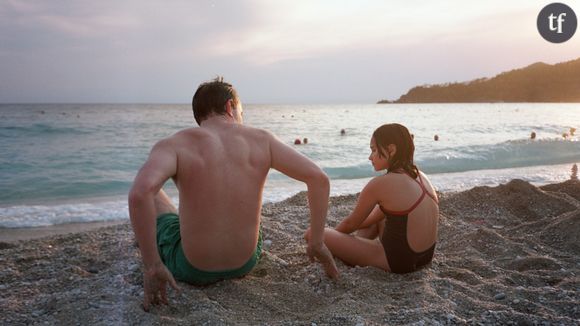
[0,179,578,325]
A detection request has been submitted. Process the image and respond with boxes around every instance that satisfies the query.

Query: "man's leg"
[153,189,183,281]
[154,189,177,216]
[133,190,176,249]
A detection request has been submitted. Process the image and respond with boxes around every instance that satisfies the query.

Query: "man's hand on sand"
[142,262,180,312]
[307,242,340,279]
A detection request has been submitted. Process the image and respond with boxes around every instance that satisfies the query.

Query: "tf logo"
[537,3,577,43]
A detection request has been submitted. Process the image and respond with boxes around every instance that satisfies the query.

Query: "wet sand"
[0,220,126,243]
[0,179,578,325]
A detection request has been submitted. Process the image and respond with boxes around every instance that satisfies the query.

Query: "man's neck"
[200,115,235,128]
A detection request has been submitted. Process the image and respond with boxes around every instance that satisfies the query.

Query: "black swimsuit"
[380,173,438,274]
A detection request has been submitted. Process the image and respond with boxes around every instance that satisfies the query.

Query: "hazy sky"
[1,0,579,103]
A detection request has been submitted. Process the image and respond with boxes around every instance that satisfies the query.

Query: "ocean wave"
[322,164,378,179]
[317,138,580,179]
[420,138,580,174]
[0,200,128,228]
[0,124,91,137]
[0,180,132,205]
[2,162,575,228]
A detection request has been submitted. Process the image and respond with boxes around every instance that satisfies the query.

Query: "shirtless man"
[129,78,339,311]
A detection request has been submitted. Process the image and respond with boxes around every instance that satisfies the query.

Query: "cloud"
[201,1,552,66]
[1,0,579,103]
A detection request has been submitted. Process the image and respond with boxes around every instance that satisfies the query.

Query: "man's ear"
[225,99,235,117]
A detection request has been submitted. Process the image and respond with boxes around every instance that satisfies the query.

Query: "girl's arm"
[335,178,380,234]
[358,205,385,229]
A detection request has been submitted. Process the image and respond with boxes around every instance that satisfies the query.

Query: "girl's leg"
[323,228,390,271]
[356,223,379,239]
[377,219,385,237]
[356,205,386,239]
[154,189,178,216]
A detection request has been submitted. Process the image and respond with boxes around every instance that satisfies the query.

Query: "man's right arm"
[129,139,177,268]
[267,132,339,279]
[128,139,179,310]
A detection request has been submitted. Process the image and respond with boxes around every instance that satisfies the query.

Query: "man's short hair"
[192,77,240,125]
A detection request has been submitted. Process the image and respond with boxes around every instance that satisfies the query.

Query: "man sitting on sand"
[129,77,338,311]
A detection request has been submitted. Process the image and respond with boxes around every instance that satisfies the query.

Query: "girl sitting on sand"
[309,123,439,273]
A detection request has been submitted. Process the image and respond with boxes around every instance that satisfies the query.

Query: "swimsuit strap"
[381,191,426,216]
[380,172,438,216]
[416,173,439,204]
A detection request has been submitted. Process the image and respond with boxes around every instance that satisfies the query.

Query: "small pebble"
[512,299,520,304]
[494,293,506,300]
[539,296,546,302]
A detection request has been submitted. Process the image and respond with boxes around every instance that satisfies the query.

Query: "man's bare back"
[172,121,277,270]
[129,78,338,311]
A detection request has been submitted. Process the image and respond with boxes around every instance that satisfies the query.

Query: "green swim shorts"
[156,212,262,285]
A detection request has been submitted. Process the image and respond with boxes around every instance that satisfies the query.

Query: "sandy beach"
[0,179,578,325]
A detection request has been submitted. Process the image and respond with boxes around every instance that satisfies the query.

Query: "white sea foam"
[1,103,578,228]
[0,200,129,228]
[0,162,575,228]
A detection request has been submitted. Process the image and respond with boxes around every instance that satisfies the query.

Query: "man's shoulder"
[151,128,207,149]
[169,125,276,147]
[238,125,273,139]
[170,126,276,149]
[171,127,212,140]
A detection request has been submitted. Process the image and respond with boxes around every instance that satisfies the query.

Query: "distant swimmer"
[303,138,308,144]
[340,129,346,136]
[434,135,439,141]
[530,131,536,140]
[294,138,302,145]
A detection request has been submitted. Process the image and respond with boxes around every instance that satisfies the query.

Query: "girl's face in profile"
[369,137,389,171]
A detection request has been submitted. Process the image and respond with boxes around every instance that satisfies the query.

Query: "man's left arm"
[267,132,339,279]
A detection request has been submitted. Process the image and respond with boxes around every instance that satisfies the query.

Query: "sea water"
[1,103,579,227]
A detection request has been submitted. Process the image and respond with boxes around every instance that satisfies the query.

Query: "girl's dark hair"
[192,76,239,125]
[372,123,418,179]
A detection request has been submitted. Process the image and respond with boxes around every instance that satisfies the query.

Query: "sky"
[1,0,579,104]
